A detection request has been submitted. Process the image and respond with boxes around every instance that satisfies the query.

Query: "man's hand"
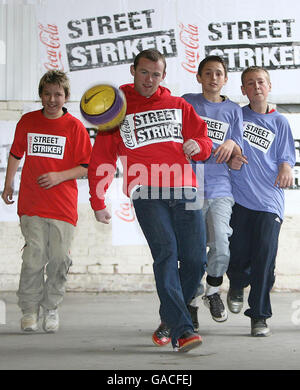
[94,209,111,224]
[183,139,201,159]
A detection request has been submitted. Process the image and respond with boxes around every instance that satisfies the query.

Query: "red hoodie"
[88,84,212,211]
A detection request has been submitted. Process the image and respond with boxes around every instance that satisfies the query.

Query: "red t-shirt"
[10,109,92,226]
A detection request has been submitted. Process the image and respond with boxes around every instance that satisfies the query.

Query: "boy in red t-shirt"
[1,70,92,333]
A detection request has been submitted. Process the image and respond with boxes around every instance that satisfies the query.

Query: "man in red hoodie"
[88,49,212,352]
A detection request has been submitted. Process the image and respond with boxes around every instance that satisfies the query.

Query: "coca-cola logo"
[115,202,135,222]
[38,23,64,71]
[179,22,200,74]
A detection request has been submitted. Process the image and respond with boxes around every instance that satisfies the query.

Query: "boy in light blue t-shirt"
[227,66,295,337]
[182,56,245,328]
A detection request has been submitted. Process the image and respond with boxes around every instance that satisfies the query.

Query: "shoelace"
[207,294,225,315]
[253,319,267,327]
[156,324,170,337]
[46,310,57,319]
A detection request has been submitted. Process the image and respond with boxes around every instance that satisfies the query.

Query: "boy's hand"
[37,172,63,189]
[183,139,201,159]
[275,163,293,188]
[228,154,248,170]
[213,139,235,163]
[1,186,15,204]
[94,209,111,224]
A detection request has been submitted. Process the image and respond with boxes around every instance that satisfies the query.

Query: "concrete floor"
[0,291,300,373]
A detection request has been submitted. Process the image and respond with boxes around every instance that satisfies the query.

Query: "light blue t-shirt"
[182,93,244,199]
[230,105,296,219]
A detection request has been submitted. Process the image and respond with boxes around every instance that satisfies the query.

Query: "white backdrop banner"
[35,0,300,104]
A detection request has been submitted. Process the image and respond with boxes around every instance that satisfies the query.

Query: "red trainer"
[175,331,202,352]
[152,323,171,346]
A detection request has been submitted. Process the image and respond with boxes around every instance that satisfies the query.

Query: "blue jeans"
[132,187,206,346]
[227,203,282,319]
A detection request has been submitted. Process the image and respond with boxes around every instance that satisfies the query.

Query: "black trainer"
[152,322,171,346]
[187,304,199,332]
[227,288,244,314]
[203,293,228,322]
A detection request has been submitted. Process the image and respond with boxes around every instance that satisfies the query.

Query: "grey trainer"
[227,288,244,313]
[251,318,272,337]
[43,309,59,333]
[21,313,38,332]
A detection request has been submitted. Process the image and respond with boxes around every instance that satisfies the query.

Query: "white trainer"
[43,309,59,333]
[21,313,38,332]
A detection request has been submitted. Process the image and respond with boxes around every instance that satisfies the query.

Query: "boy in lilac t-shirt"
[227,66,295,337]
[181,56,244,328]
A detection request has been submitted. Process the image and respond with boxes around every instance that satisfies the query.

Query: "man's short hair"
[133,49,166,73]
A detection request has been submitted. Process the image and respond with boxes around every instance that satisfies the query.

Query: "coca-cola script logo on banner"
[179,22,200,74]
[38,23,64,71]
[115,202,136,222]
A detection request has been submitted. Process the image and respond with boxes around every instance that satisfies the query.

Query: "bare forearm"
[2,154,21,204]
[59,165,88,182]
[37,165,88,189]
[4,154,21,188]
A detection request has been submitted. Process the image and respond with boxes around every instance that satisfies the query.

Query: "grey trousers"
[17,215,74,314]
[203,196,234,278]
[193,197,234,298]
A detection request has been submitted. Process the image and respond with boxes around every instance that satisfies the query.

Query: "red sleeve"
[88,130,119,211]
[71,122,92,166]
[182,101,212,161]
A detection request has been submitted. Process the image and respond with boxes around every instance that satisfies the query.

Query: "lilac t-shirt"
[230,105,296,219]
[182,93,244,199]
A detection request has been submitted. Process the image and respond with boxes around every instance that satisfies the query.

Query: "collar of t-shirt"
[248,104,275,114]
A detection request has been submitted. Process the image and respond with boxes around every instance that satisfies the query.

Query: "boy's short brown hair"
[133,49,166,73]
[197,55,228,77]
[241,66,270,86]
[38,70,71,99]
